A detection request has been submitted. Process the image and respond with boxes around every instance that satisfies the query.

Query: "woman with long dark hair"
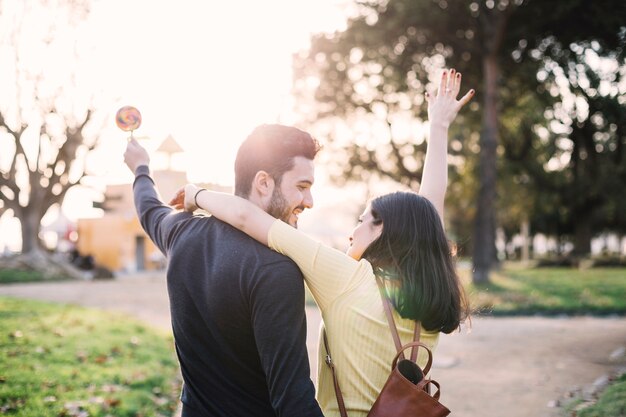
[170,69,473,416]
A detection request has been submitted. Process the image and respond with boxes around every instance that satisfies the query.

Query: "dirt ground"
[1,272,625,417]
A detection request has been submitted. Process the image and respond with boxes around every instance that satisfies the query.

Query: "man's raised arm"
[124,139,182,255]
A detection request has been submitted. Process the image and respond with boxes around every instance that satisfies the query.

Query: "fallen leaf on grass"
[42,380,58,389]
[94,354,108,364]
[153,396,170,406]
[35,345,50,354]
[100,384,123,393]
[104,397,121,408]
[60,401,89,417]
[1,398,25,413]
[69,318,83,326]
[88,396,105,405]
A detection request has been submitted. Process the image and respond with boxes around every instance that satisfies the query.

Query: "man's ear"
[251,170,275,197]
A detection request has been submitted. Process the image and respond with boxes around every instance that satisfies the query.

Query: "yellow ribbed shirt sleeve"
[268,219,370,311]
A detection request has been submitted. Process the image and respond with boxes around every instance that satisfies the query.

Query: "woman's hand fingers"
[427,68,474,127]
[437,68,463,98]
[437,69,448,97]
[451,70,461,97]
[457,89,475,109]
[169,187,185,207]
[445,68,455,96]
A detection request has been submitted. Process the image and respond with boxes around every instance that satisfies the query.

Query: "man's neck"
[244,192,268,213]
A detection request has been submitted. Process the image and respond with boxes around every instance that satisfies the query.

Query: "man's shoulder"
[204,219,299,264]
[235,227,299,266]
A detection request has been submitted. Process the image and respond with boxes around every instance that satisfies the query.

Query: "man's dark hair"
[234,124,321,198]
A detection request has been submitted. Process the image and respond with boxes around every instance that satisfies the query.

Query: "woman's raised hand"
[169,183,202,212]
[426,68,474,129]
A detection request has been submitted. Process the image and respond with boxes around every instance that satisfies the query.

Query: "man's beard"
[267,187,298,227]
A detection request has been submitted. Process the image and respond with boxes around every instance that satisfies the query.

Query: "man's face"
[266,156,315,227]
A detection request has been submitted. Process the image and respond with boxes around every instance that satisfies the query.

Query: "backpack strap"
[375,276,421,361]
[323,328,348,417]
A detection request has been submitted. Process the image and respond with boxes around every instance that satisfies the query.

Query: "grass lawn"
[464,265,626,316]
[567,372,626,417]
[0,269,69,284]
[0,297,180,417]
[304,265,626,316]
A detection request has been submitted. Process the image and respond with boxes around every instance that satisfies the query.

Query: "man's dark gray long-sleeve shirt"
[132,165,322,417]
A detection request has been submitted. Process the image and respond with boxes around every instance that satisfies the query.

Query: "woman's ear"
[251,170,275,198]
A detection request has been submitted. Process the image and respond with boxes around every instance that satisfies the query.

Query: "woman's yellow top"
[268,219,440,417]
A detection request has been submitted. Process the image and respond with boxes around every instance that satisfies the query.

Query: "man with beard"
[124,124,323,417]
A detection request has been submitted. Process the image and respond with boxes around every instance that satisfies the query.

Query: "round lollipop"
[116,106,142,139]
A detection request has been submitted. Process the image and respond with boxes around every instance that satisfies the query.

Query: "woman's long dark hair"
[361,192,469,334]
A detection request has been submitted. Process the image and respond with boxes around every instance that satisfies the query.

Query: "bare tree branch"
[385,117,420,181]
[0,182,19,213]
[0,1,100,255]
[37,108,94,218]
[0,114,26,196]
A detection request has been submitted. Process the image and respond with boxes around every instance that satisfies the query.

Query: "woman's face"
[346,206,383,260]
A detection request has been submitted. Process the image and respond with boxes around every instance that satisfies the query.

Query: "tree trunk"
[472,53,499,284]
[0,250,87,280]
[572,215,592,256]
[19,209,42,254]
[6,206,87,280]
[521,218,530,262]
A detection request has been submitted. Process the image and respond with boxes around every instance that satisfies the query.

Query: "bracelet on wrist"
[194,188,207,208]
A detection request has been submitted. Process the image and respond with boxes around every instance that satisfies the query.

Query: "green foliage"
[0,269,67,284]
[294,0,626,259]
[466,266,626,315]
[515,44,626,254]
[576,373,626,417]
[0,297,180,416]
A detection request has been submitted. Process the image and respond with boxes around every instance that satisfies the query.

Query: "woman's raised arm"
[418,68,474,224]
[169,184,274,246]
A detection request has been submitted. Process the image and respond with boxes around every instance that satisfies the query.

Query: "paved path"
[2,273,625,417]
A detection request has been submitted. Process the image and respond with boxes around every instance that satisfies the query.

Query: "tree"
[508,44,626,255]
[0,0,101,267]
[294,0,625,282]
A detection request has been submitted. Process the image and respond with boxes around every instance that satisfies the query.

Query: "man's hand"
[169,183,202,212]
[124,139,150,173]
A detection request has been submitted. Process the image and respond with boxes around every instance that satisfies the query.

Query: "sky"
[0,0,367,251]
[2,1,624,254]
[86,0,350,184]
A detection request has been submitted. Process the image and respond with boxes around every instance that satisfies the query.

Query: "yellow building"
[77,136,230,272]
